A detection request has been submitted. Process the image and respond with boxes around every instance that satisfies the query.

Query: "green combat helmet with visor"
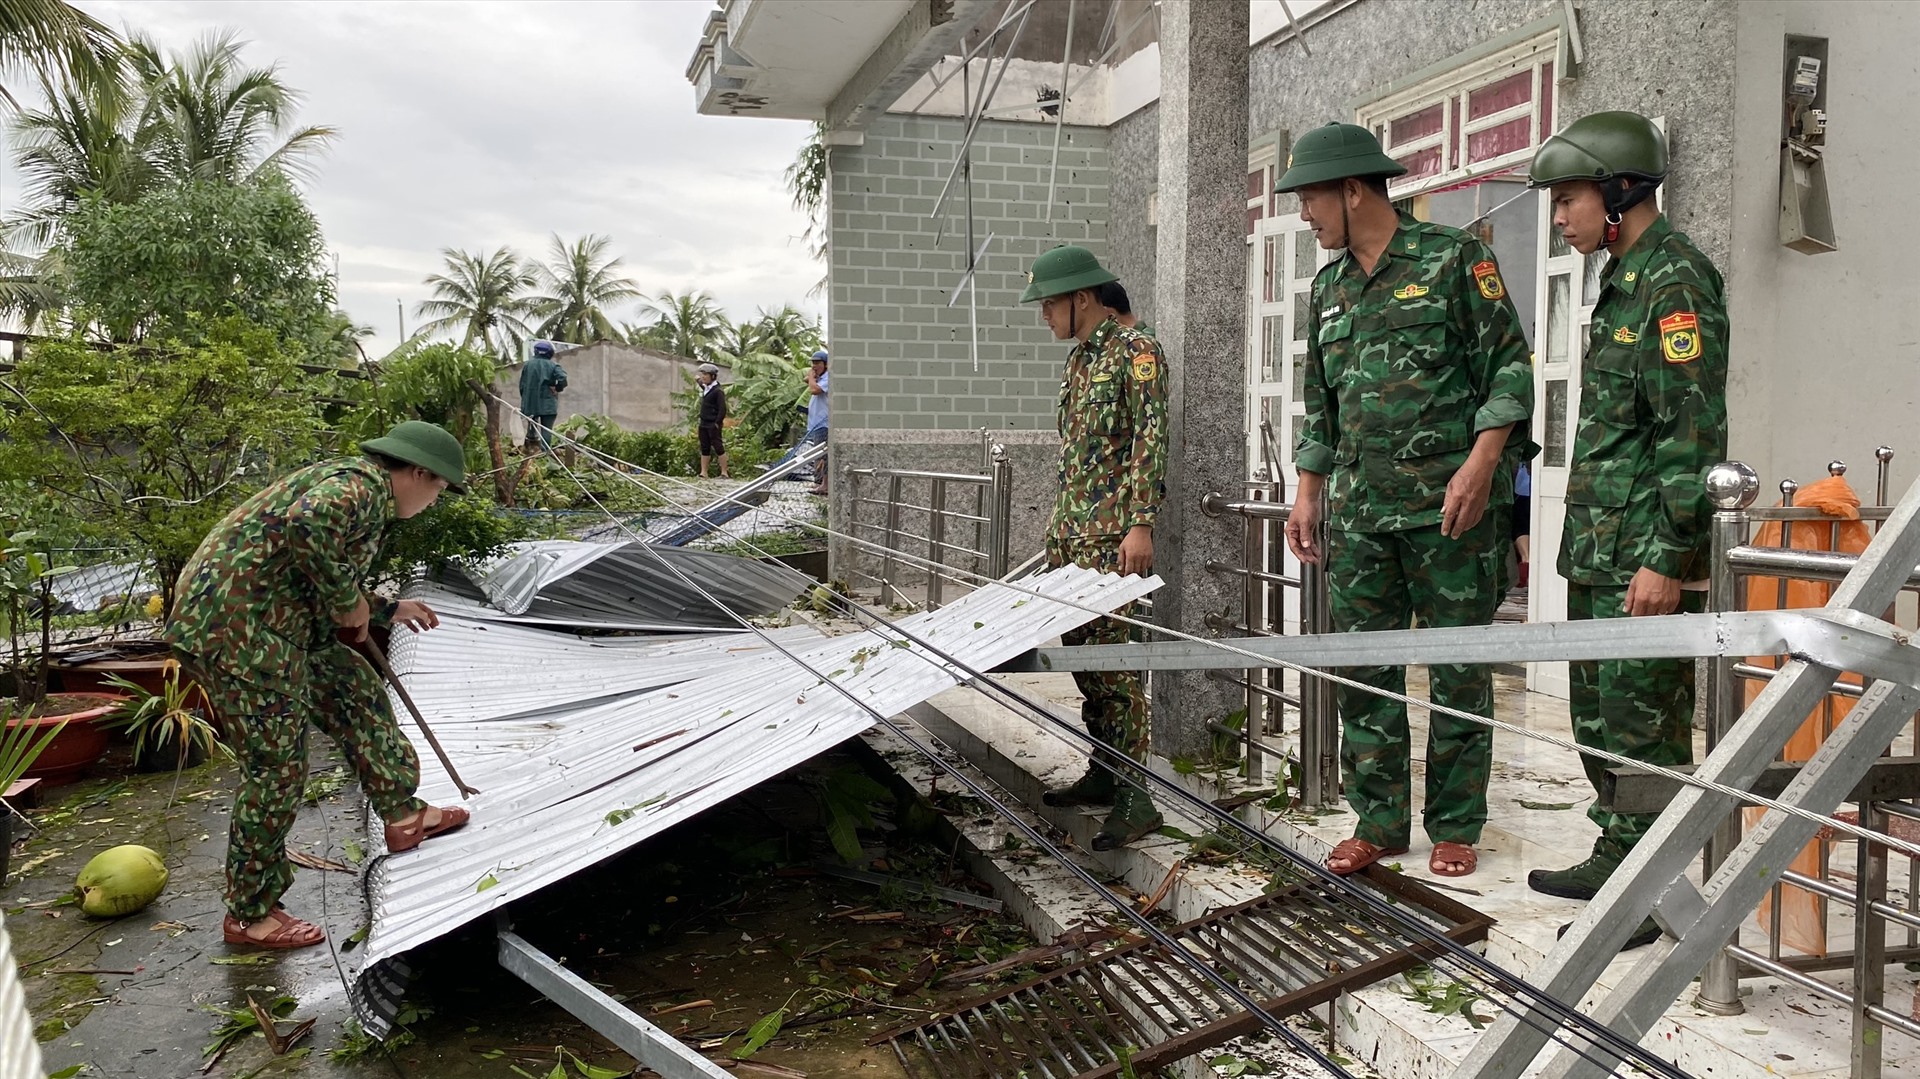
[1272,121,1408,194]
[1527,111,1668,242]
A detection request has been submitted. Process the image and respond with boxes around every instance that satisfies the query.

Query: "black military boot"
[1042,760,1117,807]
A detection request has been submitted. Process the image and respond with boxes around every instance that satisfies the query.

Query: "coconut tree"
[637,288,725,362]
[414,246,536,358]
[134,30,336,185]
[0,0,121,110]
[527,233,641,345]
[755,304,822,361]
[5,57,152,247]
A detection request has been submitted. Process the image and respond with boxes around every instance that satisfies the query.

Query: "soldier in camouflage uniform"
[1021,245,1170,851]
[165,421,474,949]
[1277,123,1535,879]
[1522,114,1727,951]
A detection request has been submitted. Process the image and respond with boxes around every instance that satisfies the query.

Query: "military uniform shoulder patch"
[1658,311,1701,363]
[1127,337,1160,382]
[1393,283,1429,300]
[1612,325,1640,344]
[1471,260,1506,301]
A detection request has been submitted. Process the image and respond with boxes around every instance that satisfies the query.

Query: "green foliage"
[726,349,810,449]
[633,289,724,360]
[414,246,536,359]
[528,233,641,345]
[350,340,498,442]
[57,176,335,350]
[370,491,533,580]
[732,1006,786,1060]
[101,661,227,768]
[0,319,328,609]
[1400,964,1487,1027]
[0,700,68,792]
[0,527,76,710]
[811,765,894,865]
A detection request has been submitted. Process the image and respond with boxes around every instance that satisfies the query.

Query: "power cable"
[511,425,1692,1079]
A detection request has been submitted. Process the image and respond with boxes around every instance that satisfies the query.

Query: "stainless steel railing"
[1198,475,1338,806]
[844,443,1013,611]
[1696,448,1920,1079]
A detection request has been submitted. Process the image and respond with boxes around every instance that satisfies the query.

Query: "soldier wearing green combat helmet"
[1522,113,1728,953]
[1278,122,1535,881]
[1021,245,1169,851]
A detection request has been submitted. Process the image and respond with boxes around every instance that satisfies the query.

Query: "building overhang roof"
[687,0,921,121]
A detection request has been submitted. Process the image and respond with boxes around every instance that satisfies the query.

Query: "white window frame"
[1356,32,1560,200]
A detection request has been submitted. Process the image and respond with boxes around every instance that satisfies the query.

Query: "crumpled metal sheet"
[446,540,810,626]
[347,564,1159,1037]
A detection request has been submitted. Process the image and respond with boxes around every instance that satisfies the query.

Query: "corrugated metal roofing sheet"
[353,564,1157,1017]
[447,540,809,626]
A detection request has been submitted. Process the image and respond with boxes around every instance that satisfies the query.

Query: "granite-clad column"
[1150,0,1249,759]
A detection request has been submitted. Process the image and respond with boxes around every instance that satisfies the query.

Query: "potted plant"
[2,529,123,783]
[101,661,225,771]
[0,703,68,886]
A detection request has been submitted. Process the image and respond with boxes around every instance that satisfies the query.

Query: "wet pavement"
[8,740,1042,1079]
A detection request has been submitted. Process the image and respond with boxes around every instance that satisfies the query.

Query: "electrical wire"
[492,392,1919,863]
[509,417,1696,1078]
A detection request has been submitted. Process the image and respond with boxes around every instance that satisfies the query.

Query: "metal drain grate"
[878,867,1493,1078]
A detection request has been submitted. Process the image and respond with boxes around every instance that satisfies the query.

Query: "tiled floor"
[913,663,1920,1078]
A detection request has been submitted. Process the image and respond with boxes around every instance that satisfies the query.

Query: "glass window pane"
[1247,168,1267,200]
[1539,61,1555,138]
[1543,379,1569,467]
[1467,116,1533,163]
[1468,70,1532,120]
[1263,315,1283,381]
[1263,235,1280,303]
[1582,251,1609,306]
[1395,145,1442,182]
[1549,224,1571,259]
[1546,274,1570,365]
[1291,349,1307,403]
[1389,102,1444,146]
[1292,291,1310,341]
[1293,226,1317,278]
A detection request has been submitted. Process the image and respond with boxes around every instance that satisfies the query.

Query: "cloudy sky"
[34,0,820,356]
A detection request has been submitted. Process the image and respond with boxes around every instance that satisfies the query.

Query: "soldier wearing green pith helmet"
[1020,245,1169,851]
[1523,112,1728,952]
[164,421,476,950]
[1276,122,1535,881]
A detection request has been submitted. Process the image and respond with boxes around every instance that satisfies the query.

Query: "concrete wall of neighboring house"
[825,112,1112,584]
[498,343,703,442]
[1727,0,1920,498]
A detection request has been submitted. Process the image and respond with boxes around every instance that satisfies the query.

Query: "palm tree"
[754,304,822,361]
[0,0,121,110]
[637,288,725,361]
[135,30,336,185]
[711,319,765,362]
[414,247,535,358]
[527,233,641,344]
[784,121,828,297]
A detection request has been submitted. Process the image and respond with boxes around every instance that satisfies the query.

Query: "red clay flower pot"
[7,692,126,785]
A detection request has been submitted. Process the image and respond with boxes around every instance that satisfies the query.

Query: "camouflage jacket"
[164,456,400,689]
[1559,215,1728,585]
[1296,213,1534,532]
[1050,317,1169,545]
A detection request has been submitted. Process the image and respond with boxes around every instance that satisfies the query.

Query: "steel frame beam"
[497,919,731,1078]
[1453,476,1920,1079]
[1014,608,1919,685]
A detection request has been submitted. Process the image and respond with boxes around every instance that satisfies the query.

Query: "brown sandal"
[1429,841,1478,878]
[223,907,325,949]
[1325,837,1409,876]
[384,805,470,853]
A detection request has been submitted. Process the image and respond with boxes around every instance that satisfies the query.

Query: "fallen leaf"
[210,955,276,966]
[1517,800,1577,811]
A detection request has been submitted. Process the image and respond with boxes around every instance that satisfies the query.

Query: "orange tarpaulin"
[1742,475,1871,957]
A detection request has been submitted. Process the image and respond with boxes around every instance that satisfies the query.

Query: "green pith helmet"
[362,420,467,493]
[1272,122,1408,193]
[1020,245,1118,303]
[1527,111,1668,188]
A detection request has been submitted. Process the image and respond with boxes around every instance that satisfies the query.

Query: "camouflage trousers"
[1567,584,1702,860]
[1046,538,1149,762]
[1326,516,1503,847]
[179,642,426,921]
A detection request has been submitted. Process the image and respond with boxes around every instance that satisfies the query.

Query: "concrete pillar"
[1150,0,1249,759]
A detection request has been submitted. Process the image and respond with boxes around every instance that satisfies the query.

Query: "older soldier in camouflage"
[166,421,474,949]
[1523,114,1728,952]
[1021,245,1170,851]
[1278,123,1534,879]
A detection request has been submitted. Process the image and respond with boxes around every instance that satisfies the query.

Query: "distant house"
[497,341,709,441]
